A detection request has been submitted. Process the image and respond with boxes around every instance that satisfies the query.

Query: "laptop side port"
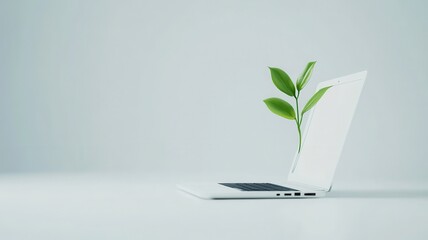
[284,193,292,196]
[304,193,316,196]
[276,193,280,196]
[294,192,301,196]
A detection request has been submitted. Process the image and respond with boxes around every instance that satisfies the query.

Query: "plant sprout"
[263,61,331,153]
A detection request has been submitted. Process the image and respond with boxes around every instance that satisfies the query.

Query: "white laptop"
[178,71,367,199]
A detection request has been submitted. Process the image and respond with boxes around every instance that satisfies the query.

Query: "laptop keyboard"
[219,183,298,191]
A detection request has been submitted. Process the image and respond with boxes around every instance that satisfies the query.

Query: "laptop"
[178,71,367,199]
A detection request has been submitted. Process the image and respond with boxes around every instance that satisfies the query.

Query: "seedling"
[264,62,331,152]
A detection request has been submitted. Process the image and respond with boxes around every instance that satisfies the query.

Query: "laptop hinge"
[287,180,331,192]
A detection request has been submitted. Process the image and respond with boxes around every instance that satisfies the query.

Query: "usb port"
[294,192,301,196]
[284,193,291,196]
[304,193,316,196]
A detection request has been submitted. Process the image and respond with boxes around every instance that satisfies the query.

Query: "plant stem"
[296,120,302,153]
[295,92,302,153]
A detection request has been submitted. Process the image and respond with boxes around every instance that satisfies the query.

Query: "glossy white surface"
[0,174,427,240]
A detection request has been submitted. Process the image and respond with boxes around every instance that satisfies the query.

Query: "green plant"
[263,61,331,153]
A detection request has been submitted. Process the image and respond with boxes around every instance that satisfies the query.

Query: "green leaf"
[301,86,331,115]
[296,61,316,91]
[263,98,296,120]
[269,67,296,97]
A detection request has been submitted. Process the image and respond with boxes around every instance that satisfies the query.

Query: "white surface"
[289,72,366,190]
[0,174,427,240]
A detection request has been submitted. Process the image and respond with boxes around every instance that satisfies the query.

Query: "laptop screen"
[288,72,366,190]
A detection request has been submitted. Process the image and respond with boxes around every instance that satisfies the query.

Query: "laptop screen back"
[288,72,366,190]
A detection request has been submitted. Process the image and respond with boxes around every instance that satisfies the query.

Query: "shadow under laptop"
[327,189,428,199]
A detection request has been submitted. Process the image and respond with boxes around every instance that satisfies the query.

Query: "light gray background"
[1,0,427,186]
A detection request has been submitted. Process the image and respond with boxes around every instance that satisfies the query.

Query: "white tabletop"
[0,174,427,240]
